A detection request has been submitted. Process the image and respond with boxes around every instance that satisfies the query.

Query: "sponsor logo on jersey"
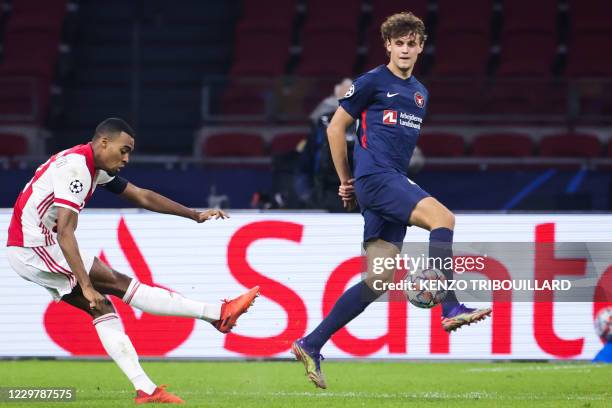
[383,110,398,125]
[414,92,425,108]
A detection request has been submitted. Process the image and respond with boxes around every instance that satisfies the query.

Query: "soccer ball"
[406,268,448,309]
[594,307,612,343]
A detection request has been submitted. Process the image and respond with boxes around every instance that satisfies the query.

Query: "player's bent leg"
[408,196,455,231]
[409,197,491,331]
[89,257,259,333]
[363,238,402,295]
[61,287,183,403]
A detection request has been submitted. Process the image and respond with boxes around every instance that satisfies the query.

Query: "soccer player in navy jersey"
[292,12,491,389]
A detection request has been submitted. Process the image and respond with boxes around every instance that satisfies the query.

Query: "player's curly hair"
[380,12,427,46]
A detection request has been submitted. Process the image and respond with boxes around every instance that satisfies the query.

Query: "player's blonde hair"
[380,12,427,46]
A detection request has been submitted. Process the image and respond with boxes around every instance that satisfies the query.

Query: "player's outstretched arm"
[119,181,229,223]
[56,207,106,310]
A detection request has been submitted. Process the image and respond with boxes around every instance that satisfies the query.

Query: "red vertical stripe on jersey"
[7,159,55,246]
[360,111,368,148]
[7,143,95,247]
[82,143,96,205]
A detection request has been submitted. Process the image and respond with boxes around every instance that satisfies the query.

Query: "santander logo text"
[33,215,611,359]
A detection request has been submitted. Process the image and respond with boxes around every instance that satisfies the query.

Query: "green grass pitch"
[0,360,609,407]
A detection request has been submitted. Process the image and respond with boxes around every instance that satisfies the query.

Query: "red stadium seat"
[472,133,534,157]
[569,0,612,31]
[296,29,357,76]
[203,132,266,157]
[482,82,532,114]
[0,133,29,156]
[502,0,557,33]
[426,80,485,115]
[566,32,612,77]
[221,83,270,116]
[417,132,465,157]
[437,0,492,33]
[237,0,296,31]
[431,33,490,76]
[370,0,428,28]
[270,132,307,155]
[0,76,51,123]
[7,0,67,31]
[482,80,568,115]
[497,32,556,77]
[230,28,291,76]
[303,0,361,31]
[0,30,62,79]
[539,133,602,157]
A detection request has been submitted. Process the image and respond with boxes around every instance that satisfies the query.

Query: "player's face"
[100,131,134,174]
[386,32,424,74]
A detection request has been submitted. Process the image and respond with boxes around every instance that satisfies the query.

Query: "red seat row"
[201,131,306,157]
[231,0,612,79]
[0,0,68,124]
[418,132,608,158]
[0,133,29,156]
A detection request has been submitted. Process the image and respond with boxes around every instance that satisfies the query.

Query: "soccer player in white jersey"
[5,118,260,404]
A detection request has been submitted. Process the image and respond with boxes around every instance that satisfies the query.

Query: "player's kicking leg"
[61,286,184,404]
[293,239,398,388]
[88,258,260,334]
[85,258,258,402]
[409,197,492,332]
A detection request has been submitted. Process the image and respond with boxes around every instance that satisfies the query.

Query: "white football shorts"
[6,244,95,302]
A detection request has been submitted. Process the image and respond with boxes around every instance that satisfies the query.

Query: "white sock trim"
[123,279,141,304]
[92,313,119,326]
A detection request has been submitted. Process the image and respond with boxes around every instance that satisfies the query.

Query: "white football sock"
[123,279,221,323]
[93,313,156,394]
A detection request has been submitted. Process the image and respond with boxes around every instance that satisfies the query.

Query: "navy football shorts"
[354,172,430,244]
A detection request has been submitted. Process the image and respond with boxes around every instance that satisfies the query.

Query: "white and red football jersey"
[7,143,115,247]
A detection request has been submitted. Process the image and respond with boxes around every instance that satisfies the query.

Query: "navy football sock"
[429,227,459,316]
[303,281,380,351]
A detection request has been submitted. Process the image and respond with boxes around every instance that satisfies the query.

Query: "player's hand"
[338,178,355,199]
[83,287,107,311]
[339,179,356,211]
[193,209,229,223]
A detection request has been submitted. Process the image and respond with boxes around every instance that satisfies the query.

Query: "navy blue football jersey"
[339,65,428,179]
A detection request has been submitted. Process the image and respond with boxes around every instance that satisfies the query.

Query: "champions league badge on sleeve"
[69,180,83,194]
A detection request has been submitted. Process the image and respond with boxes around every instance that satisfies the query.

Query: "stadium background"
[0,0,610,379]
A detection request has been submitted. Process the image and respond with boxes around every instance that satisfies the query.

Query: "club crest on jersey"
[69,179,83,194]
[383,110,398,125]
[343,84,355,98]
[414,92,425,108]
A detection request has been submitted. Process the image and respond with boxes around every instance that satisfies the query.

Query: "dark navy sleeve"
[103,176,128,194]
[338,74,376,119]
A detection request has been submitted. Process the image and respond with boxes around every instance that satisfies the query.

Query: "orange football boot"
[134,385,184,404]
[212,286,260,333]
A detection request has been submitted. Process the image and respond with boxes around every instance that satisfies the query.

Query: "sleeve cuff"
[53,198,81,213]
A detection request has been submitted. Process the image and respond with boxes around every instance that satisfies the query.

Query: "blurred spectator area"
[210,0,612,124]
[1,0,612,171]
[0,0,73,154]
